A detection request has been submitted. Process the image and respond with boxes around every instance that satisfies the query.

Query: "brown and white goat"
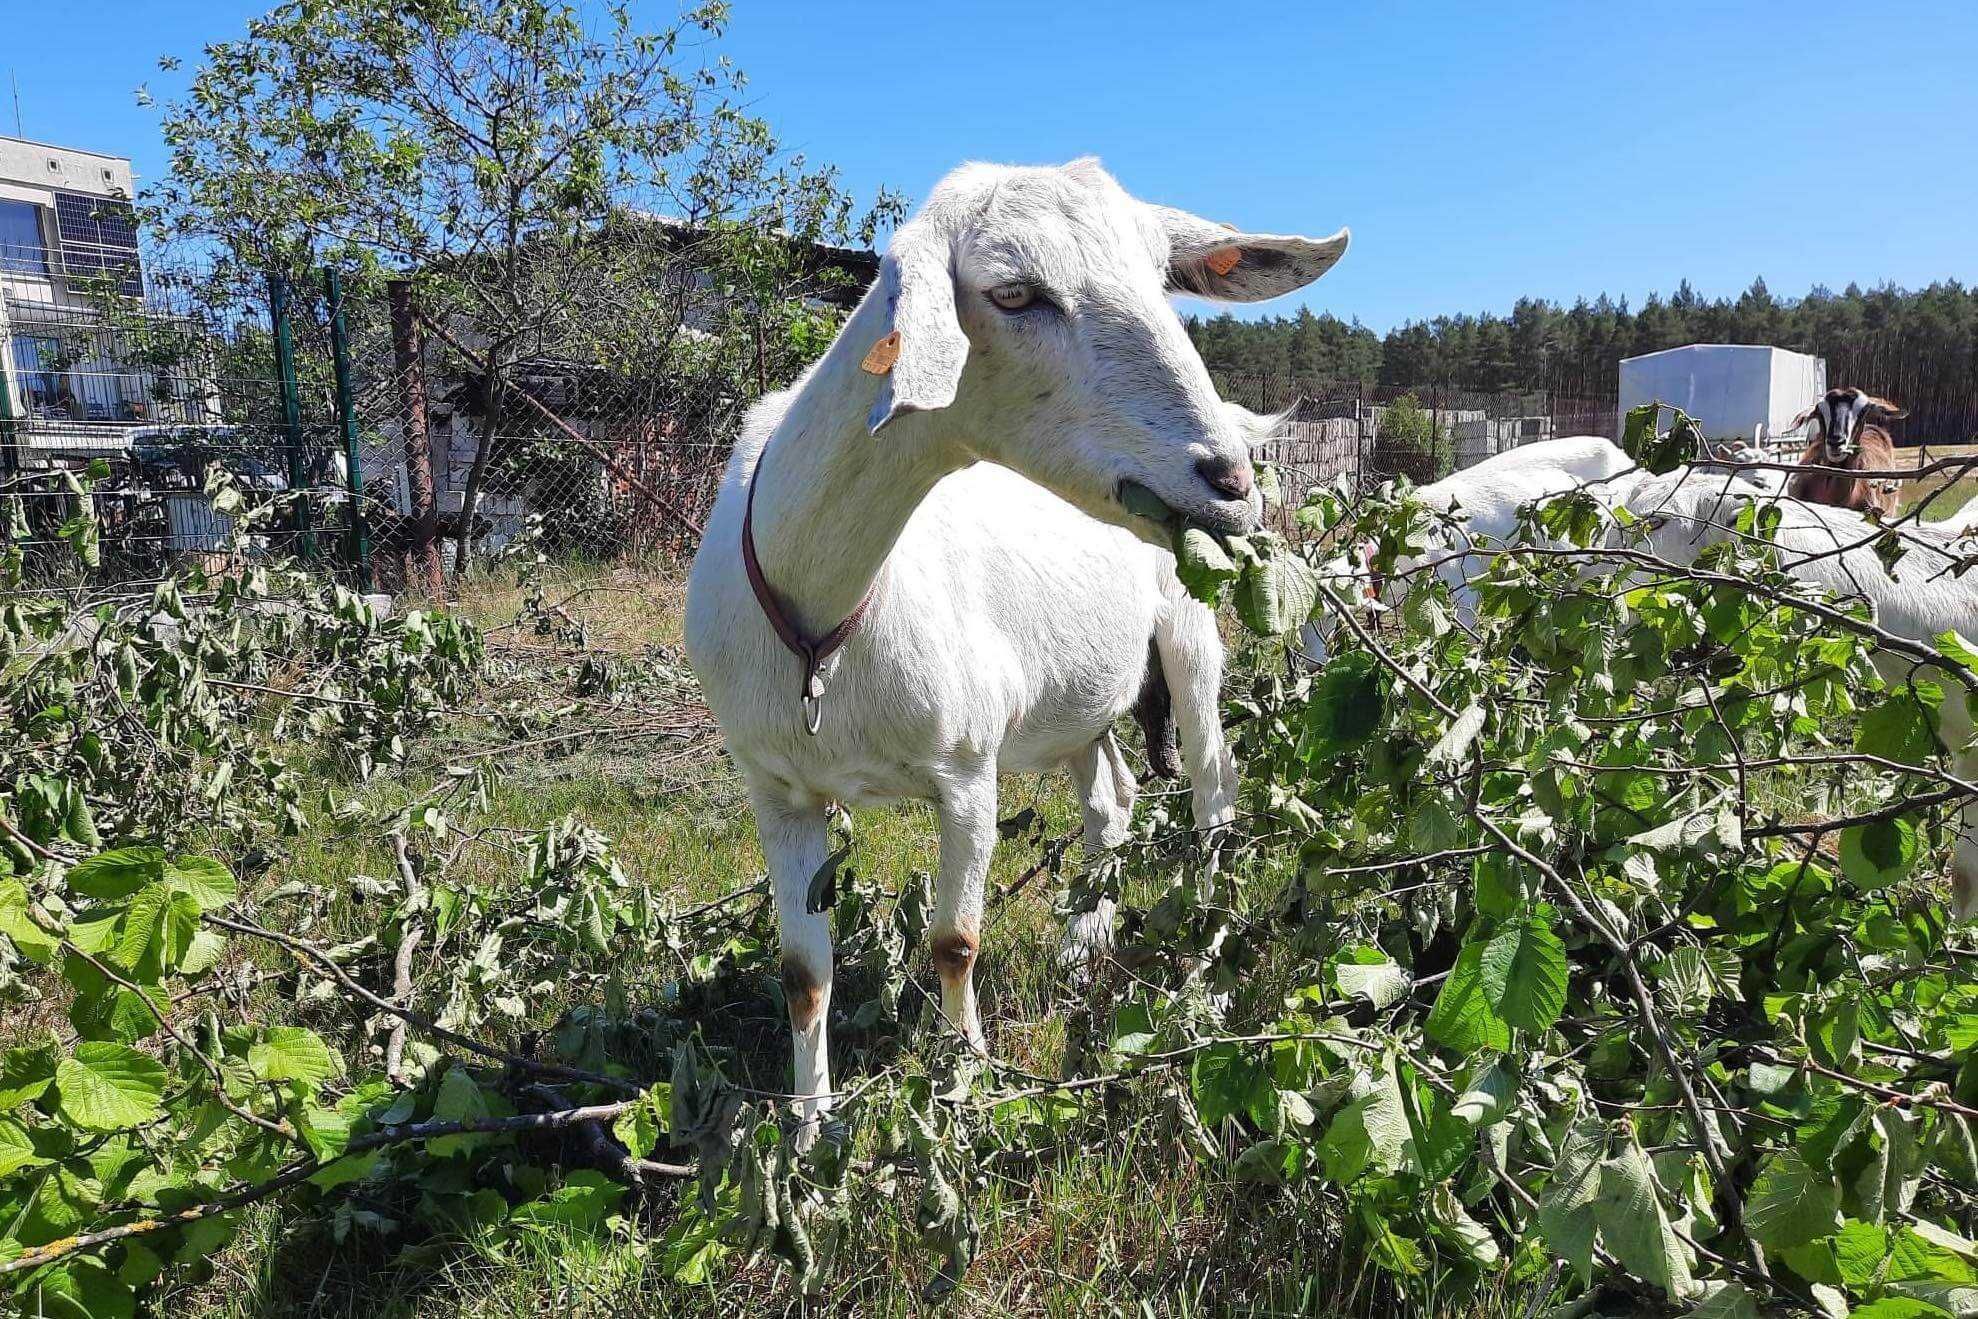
[1786,387,1906,516]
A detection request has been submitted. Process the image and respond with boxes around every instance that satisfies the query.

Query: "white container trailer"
[1618,344,1826,442]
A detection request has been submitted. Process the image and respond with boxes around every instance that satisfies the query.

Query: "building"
[0,133,219,468]
[1618,344,1827,445]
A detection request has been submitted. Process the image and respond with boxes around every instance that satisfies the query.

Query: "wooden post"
[388,280,443,598]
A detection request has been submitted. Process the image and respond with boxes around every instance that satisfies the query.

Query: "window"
[0,200,48,275]
[10,335,72,416]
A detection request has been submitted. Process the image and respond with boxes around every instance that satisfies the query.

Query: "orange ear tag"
[1205,246,1242,277]
[861,330,902,375]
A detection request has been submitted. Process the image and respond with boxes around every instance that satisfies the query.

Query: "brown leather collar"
[741,453,875,735]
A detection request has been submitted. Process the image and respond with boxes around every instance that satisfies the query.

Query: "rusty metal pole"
[387,280,442,598]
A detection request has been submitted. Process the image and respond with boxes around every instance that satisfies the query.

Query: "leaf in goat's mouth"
[1118,481,1177,525]
[1122,479,1321,639]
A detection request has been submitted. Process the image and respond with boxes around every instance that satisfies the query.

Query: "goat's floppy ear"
[867,225,970,434]
[1864,395,1909,420]
[1151,204,1350,302]
[1790,404,1821,430]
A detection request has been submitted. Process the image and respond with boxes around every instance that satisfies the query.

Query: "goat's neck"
[746,301,967,635]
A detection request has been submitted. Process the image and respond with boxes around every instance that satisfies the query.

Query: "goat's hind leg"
[751,785,835,1149]
[1058,731,1135,963]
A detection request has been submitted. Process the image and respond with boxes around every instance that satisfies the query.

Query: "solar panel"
[53,191,142,296]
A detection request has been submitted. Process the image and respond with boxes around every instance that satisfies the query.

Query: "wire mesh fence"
[0,229,1629,597]
[0,245,358,588]
[1210,370,1619,517]
[6,230,1632,594]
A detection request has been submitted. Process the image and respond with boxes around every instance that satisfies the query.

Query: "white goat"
[684,158,1349,1139]
[1299,436,1638,661]
[1623,468,1978,916]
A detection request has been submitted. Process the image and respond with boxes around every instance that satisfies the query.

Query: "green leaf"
[1478,906,1568,1033]
[1839,816,1918,891]
[1407,796,1463,853]
[509,1169,625,1233]
[166,856,237,911]
[1538,1116,1605,1284]
[1425,942,1511,1053]
[1426,704,1486,766]
[248,1026,336,1087]
[1847,1301,1955,1319]
[1333,950,1411,1011]
[1108,1001,1158,1056]
[1745,1150,1843,1251]
[0,879,58,965]
[428,1066,492,1157]
[1593,1133,1694,1296]
[1856,685,1943,764]
[1689,1282,1763,1319]
[1428,1183,1500,1267]
[54,1042,168,1131]
[0,1044,59,1108]
[25,1259,136,1319]
[307,1148,382,1191]
[1621,401,1701,474]
[1299,652,1385,762]
[1832,1219,1892,1286]
[1397,1077,1470,1181]
[114,881,199,977]
[1234,547,1320,636]
[65,847,166,900]
[612,1089,665,1159]
[1176,527,1239,603]
[1316,1068,1410,1182]
[0,1116,49,1177]
[1191,1044,1275,1129]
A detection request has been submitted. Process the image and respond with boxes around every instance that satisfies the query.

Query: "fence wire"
[0,230,1673,595]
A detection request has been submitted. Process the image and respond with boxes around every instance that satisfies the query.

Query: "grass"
[138,557,1536,1317]
[1898,441,1978,520]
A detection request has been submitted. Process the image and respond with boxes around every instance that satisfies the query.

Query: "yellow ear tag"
[1205,246,1242,277]
[861,330,902,375]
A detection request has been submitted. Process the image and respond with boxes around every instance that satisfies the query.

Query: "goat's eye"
[988,283,1036,312]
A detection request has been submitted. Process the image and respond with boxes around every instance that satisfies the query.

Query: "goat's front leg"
[752,786,835,1145]
[931,762,997,1054]
[1158,607,1237,831]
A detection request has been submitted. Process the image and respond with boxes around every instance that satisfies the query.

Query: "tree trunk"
[454,368,506,579]
[387,281,443,598]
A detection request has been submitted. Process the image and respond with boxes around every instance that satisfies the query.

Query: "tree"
[155,0,896,575]
[1192,279,1978,439]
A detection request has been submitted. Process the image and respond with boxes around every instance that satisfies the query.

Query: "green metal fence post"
[266,272,313,559]
[0,354,17,482]
[323,267,370,591]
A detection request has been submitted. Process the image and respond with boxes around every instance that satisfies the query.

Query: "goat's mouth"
[1117,479,1257,539]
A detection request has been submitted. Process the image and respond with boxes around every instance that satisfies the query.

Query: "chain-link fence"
[1211,370,1618,516]
[6,225,1631,594]
[1,243,368,590]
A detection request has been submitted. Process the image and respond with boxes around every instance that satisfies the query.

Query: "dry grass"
[1896,442,1978,520]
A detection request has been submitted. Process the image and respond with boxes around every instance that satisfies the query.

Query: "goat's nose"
[1196,455,1254,501]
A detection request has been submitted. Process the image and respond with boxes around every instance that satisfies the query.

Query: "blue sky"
[6,0,1974,332]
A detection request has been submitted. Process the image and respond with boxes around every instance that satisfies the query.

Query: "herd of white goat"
[1304,427,1978,922]
[683,158,1978,1136]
